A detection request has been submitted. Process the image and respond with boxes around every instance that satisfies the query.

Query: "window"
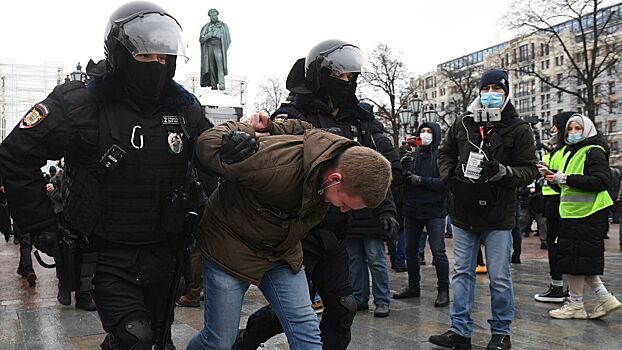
[557,91,563,103]
[557,73,563,85]
[425,77,434,89]
[595,121,602,130]
[595,84,601,97]
[595,103,600,116]
[441,102,445,111]
[519,44,529,61]
[608,119,617,133]
[609,102,617,114]
[609,82,616,95]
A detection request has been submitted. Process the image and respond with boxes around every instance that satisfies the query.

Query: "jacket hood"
[417,121,442,150]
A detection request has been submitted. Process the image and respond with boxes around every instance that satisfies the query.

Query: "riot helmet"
[303,40,367,107]
[104,1,188,72]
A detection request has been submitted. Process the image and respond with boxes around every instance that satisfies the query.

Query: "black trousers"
[545,215,562,281]
[92,243,174,346]
[242,238,353,350]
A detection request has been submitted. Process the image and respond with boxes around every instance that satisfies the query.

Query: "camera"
[473,108,501,123]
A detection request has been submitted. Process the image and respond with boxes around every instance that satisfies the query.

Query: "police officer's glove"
[32,225,60,259]
[380,214,400,244]
[550,172,567,184]
[220,131,259,164]
[481,160,509,182]
[319,127,344,136]
[400,155,413,173]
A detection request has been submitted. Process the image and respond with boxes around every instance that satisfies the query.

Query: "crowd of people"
[0,2,621,350]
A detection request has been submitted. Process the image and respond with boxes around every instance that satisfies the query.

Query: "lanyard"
[479,126,492,149]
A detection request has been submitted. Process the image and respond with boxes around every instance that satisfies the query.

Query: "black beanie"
[479,69,509,95]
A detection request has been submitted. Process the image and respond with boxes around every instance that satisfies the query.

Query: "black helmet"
[104,1,187,71]
[304,39,367,93]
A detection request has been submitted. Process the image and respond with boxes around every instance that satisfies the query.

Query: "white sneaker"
[589,293,622,319]
[549,300,588,319]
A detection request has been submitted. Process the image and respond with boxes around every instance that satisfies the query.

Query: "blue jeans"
[404,216,450,290]
[450,226,514,337]
[345,238,390,306]
[186,258,322,350]
[393,228,406,266]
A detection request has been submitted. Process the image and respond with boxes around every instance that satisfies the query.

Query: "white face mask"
[420,132,433,146]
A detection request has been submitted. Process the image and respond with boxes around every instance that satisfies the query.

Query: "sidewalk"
[0,225,620,349]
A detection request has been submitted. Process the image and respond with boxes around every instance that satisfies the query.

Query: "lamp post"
[408,94,422,133]
[68,62,87,83]
[399,109,412,141]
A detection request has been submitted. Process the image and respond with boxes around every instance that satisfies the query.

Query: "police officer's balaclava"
[113,47,176,101]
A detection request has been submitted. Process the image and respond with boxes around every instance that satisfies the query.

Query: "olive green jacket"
[194,121,357,284]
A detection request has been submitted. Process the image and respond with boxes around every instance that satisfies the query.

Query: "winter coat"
[194,121,358,284]
[438,98,538,231]
[554,133,611,275]
[273,95,401,240]
[402,122,447,219]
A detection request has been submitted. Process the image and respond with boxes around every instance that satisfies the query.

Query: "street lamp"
[69,62,87,82]
[408,94,423,132]
[423,105,439,123]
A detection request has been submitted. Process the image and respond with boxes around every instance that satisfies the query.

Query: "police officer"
[0,2,255,349]
[232,39,402,350]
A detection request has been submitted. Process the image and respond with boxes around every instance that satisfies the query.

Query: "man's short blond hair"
[336,146,392,208]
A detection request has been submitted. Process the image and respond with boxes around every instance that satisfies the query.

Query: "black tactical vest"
[63,100,197,245]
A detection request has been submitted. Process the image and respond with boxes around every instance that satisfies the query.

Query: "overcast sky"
[0,0,588,107]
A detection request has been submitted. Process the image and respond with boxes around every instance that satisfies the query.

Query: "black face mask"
[124,58,168,100]
[326,76,355,108]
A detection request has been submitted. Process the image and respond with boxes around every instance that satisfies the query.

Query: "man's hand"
[32,226,60,259]
[220,131,259,164]
[406,173,423,186]
[481,160,507,182]
[241,112,271,137]
[380,214,400,243]
[46,183,54,193]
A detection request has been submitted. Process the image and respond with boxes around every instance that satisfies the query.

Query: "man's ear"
[328,172,343,183]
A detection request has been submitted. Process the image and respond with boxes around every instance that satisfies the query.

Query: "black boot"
[429,330,471,349]
[434,290,450,307]
[75,291,97,311]
[392,286,420,299]
[57,287,71,306]
[231,329,261,350]
[487,334,511,350]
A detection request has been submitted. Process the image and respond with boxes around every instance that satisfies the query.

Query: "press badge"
[464,151,484,180]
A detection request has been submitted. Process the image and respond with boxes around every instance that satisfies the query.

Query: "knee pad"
[111,313,153,350]
[337,294,357,329]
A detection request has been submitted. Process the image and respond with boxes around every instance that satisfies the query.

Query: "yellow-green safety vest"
[558,145,613,218]
[541,146,568,196]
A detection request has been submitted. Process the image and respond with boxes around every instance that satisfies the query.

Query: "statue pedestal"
[181,73,247,125]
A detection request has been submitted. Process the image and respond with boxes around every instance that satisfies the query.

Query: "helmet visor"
[318,45,369,75]
[118,13,188,62]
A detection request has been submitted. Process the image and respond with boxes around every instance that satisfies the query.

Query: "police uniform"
[0,69,210,348]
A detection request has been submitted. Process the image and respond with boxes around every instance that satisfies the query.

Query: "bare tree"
[441,66,480,113]
[508,0,621,120]
[253,77,288,115]
[360,43,415,147]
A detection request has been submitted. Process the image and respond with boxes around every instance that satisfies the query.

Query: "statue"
[200,9,231,90]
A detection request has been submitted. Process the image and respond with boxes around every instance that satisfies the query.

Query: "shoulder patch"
[19,103,49,129]
[273,113,289,123]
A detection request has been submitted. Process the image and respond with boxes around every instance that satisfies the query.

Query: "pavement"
[1,225,621,350]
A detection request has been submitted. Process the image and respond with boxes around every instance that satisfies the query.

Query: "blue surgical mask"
[480,92,504,108]
[567,133,585,144]
[420,132,433,146]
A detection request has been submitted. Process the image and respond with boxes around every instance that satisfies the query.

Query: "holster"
[161,188,189,238]
[56,237,78,291]
[78,251,98,292]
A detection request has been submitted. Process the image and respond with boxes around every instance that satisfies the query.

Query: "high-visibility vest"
[559,145,613,218]
[541,146,568,196]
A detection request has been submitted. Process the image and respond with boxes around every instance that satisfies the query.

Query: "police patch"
[161,116,180,125]
[19,103,49,129]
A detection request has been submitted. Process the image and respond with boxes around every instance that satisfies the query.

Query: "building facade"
[412,2,622,165]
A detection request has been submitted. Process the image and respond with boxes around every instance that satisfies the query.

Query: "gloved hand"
[406,173,423,186]
[400,155,413,173]
[220,131,259,164]
[380,214,400,243]
[32,226,60,258]
[319,127,344,136]
[550,172,567,184]
[481,160,507,182]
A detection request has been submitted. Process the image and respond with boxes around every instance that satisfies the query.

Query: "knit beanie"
[479,69,509,95]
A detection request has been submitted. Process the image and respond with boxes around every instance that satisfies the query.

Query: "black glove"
[406,173,423,186]
[220,131,259,164]
[380,214,400,243]
[481,160,507,182]
[32,226,60,259]
[319,127,344,136]
[400,155,413,174]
